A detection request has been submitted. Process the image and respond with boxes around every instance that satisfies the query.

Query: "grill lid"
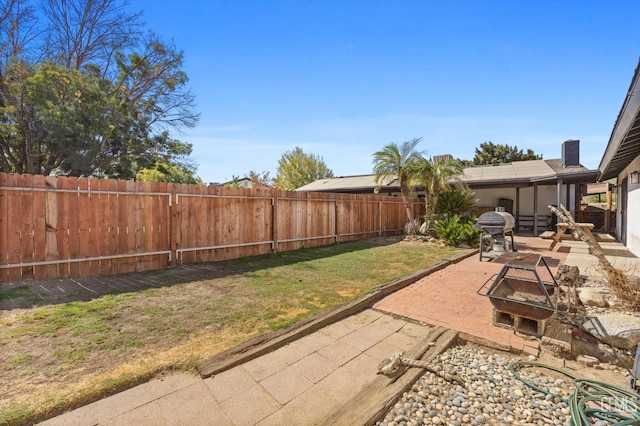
[477,211,515,230]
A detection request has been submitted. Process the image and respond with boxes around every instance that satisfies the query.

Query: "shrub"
[434,214,481,247]
[435,188,478,219]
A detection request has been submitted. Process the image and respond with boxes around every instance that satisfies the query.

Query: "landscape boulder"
[582,312,640,350]
[577,288,607,307]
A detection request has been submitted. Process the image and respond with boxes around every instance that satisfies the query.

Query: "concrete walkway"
[40,310,432,426]
[38,235,637,426]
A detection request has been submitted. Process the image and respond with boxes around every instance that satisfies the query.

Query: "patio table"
[548,222,595,251]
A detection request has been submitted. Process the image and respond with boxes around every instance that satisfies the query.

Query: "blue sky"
[129,0,640,184]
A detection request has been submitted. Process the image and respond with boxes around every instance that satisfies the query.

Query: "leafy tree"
[275,147,333,190]
[22,62,112,175]
[224,175,242,187]
[134,139,201,184]
[372,138,423,230]
[225,170,273,188]
[455,157,473,167]
[472,142,542,165]
[247,170,274,187]
[412,156,464,232]
[0,0,199,178]
[136,161,202,184]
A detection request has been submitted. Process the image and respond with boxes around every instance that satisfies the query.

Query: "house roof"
[462,159,597,187]
[296,158,598,193]
[296,174,399,193]
[599,58,640,180]
[463,160,549,184]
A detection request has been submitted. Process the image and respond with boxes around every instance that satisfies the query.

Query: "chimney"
[433,154,453,164]
[561,139,580,167]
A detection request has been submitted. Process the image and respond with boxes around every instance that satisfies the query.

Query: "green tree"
[455,157,473,167]
[136,161,201,184]
[247,170,274,187]
[224,175,242,187]
[224,171,273,188]
[275,147,333,190]
[473,142,542,165]
[23,62,112,175]
[0,0,199,178]
[372,138,423,229]
[412,156,464,232]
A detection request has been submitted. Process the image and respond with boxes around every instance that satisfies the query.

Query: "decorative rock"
[578,287,606,307]
[555,265,580,287]
[582,312,640,350]
[375,347,602,426]
[576,354,599,367]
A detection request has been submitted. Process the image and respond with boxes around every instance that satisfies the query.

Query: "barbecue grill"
[475,210,516,261]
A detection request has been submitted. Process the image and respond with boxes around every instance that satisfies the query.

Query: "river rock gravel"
[376,346,577,426]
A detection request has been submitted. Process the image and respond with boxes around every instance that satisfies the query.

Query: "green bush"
[435,188,478,219]
[434,214,481,247]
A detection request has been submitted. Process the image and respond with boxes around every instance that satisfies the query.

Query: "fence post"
[378,200,383,237]
[169,184,178,267]
[334,200,339,243]
[271,194,278,253]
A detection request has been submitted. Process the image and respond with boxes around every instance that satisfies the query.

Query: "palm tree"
[412,157,465,232]
[372,138,423,229]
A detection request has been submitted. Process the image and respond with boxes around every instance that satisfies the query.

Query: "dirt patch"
[535,349,630,388]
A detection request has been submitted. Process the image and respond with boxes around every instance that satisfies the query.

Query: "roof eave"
[599,58,640,180]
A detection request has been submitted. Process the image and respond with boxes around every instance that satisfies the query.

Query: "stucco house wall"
[473,185,578,217]
[619,157,640,254]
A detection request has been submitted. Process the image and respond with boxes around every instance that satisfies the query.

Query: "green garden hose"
[509,361,640,425]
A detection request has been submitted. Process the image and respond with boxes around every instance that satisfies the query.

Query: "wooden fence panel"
[66,177,80,277]
[32,175,47,280]
[76,178,90,276]
[139,181,153,271]
[7,174,22,281]
[194,185,208,264]
[252,193,273,257]
[289,194,335,251]
[87,179,100,276]
[0,173,8,281]
[131,181,143,271]
[95,179,109,275]
[18,175,34,278]
[54,176,70,279]
[156,182,170,270]
[0,172,421,283]
[117,180,134,274]
[182,184,198,264]
[106,179,119,275]
[177,187,272,263]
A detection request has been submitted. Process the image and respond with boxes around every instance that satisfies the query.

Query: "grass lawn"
[0,236,468,425]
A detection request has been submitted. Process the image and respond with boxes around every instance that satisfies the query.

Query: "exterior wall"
[620,156,640,256]
[473,184,576,217]
[473,188,518,212]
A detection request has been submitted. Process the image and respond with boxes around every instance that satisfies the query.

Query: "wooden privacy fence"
[0,173,424,283]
